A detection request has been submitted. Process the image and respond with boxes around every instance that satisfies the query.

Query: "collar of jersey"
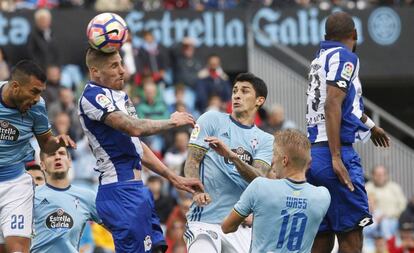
[229,115,254,129]
[46,183,71,191]
[320,40,348,51]
[88,80,107,89]
[286,178,306,184]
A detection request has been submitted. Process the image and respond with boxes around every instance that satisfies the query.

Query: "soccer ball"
[86,13,128,53]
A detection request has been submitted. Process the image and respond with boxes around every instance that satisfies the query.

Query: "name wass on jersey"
[306,41,370,144]
[187,111,274,224]
[78,81,144,185]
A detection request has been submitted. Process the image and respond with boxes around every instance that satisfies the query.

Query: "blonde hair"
[85,47,118,69]
[274,129,311,170]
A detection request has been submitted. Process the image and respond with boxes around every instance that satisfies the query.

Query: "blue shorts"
[96,181,166,253]
[307,146,372,233]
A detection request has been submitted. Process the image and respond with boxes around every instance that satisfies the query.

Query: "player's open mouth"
[233,103,240,107]
[54,162,63,169]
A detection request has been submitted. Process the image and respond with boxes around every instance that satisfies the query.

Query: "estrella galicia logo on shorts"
[0,120,19,141]
[224,147,253,165]
[368,7,401,46]
[45,208,73,231]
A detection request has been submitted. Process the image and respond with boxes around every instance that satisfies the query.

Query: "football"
[86,12,128,53]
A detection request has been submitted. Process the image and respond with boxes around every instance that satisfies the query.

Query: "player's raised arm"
[140,141,204,194]
[325,84,354,192]
[183,144,208,190]
[360,113,390,147]
[205,136,270,182]
[103,110,195,137]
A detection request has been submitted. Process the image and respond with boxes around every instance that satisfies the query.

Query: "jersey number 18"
[276,210,308,251]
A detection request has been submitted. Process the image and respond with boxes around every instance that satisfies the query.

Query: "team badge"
[144,235,152,251]
[190,124,201,141]
[340,62,354,81]
[251,138,258,149]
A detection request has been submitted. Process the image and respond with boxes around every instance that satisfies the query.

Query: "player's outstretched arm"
[36,131,77,154]
[204,137,269,182]
[141,142,204,194]
[222,209,246,234]
[361,113,390,147]
[104,111,195,137]
[325,84,354,192]
[183,145,207,192]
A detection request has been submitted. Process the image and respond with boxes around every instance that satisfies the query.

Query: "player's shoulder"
[307,183,331,200]
[255,127,274,143]
[81,82,110,100]
[198,110,228,122]
[70,185,96,198]
[336,47,358,63]
[29,96,47,112]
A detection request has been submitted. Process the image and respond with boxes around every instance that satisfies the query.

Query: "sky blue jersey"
[0,81,50,181]
[234,177,331,253]
[306,41,370,144]
[187,110,274,224]
[31,184,101,253]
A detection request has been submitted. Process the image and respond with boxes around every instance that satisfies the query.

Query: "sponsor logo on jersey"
[0,120,19,141]
[45,208,74,231]
[95,94,115,112]
[340,62,354,81]
[224,147,253,165]
[190,124,200,141]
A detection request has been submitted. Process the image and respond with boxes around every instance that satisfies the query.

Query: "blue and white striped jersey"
[78,81,144,185]
[306,41,370,144]
[0,81,50,181]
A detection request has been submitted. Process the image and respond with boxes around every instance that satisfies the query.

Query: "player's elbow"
[129,127,144,137]
[221,223,237,234]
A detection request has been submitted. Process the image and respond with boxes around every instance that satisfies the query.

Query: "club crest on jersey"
[45,208,74,231]
[251,138,259,149]
[341,62,354,81]
[95,94,115,112]
[190,124,200,141]
[224,147,253,165]
[0,120,19,141]
[143,235,152,251]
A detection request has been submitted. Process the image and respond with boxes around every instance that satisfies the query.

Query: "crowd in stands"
[0,6,413,253]
[1,0,413,12]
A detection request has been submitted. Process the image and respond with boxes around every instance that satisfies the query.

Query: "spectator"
[94,0,132,11]
[27,8,60,70]
[387,217,414,253]
[260,104,297,134]
[206,94,225,112]
[366,165,407,238]
[164,131,190,175]
[0,47,10,81]
[134,0,163,11]
[43,65,61,106]
[172,37,202,89]
[193,0,238,9]
[195,54,231,112]
[25,161,45,186]
[91,222,115,253]
[164,83,197,116]
[48,87,84,141]
[135,30,169,84]
[146,175,176,226]
[166,197,192,253]
[399,196,414,232]
[164,0,189,9]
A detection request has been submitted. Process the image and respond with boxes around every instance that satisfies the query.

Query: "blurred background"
[2,1,413,252]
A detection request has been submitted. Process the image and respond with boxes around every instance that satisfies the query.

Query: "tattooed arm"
[204,137,270,183]
[184,144,208,192]
[104,111,195,137]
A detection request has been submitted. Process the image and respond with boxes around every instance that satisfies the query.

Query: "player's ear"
[256,96,265,108]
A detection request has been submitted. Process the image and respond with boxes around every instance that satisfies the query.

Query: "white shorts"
[0,173,34,243]
[185,221,251,253]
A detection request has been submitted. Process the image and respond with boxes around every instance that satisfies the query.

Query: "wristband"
[364,117,376,129]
